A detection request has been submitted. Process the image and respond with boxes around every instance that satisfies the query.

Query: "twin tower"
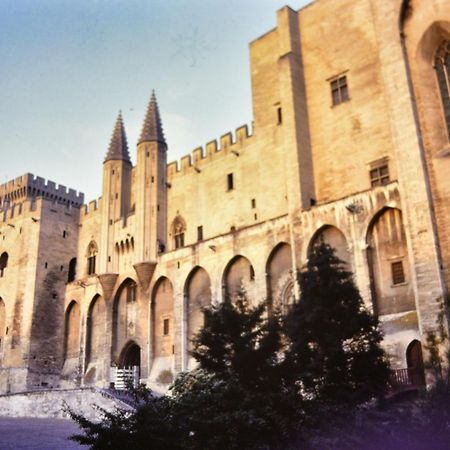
[100,92,168,273]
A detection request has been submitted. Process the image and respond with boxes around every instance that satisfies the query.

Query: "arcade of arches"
[62,222,421,384]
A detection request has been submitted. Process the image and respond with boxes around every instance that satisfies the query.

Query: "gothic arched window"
[86,241,98,275]
[435,41,450,137]
[172,215,186,249]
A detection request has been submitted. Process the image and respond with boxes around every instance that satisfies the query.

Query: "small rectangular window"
[391,261,405,285]
[330,75,349,105]
[163,318,170,336]
[251,199,256,209]
[370,164,390,187]
[227,173,234,191]
[277,107,282,124]
[197,226,203,241]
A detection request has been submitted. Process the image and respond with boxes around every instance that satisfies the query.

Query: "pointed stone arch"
[112,278,138,363]
[63,301,80,361]
[151,277,174,360]
[266,243,294,312]
[150,276,175,384]
[222,255,255,303]
[86,294,106,366]
[366,207,414,316]
[308,225,351,268]
[184,266,212,357]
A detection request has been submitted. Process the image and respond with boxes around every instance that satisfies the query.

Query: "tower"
[99,112,132,273]
[135,92,168,263]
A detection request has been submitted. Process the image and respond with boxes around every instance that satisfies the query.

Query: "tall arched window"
[435,41,450,137]
[172,215,186,249]
[86,241,98,276]
[0,252,8,278]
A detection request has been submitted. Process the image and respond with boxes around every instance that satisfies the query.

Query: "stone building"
[0,0,449,393]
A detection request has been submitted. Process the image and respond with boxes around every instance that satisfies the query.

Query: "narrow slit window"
[163,318,170,336]
[227,173,234,191]
[197,226,203,241]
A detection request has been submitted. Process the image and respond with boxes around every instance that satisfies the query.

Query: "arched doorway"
[407,340,425,386]
[116,341,141,389]
[120,341,141,368]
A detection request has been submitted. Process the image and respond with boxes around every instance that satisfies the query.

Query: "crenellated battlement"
[0,196,79,224]
[167,123,253,177]
[82,197,103,217]
[0,173,84,210]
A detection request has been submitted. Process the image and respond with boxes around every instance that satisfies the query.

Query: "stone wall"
[0,388,132,421]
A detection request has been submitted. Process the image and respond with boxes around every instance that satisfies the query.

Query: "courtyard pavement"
[0,417,88,449]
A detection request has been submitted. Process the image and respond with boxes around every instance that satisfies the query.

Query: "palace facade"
[0,0,449,393]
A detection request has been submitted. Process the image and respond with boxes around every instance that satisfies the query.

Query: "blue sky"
[0,0,310,201]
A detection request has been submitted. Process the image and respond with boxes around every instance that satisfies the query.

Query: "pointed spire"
[138,90,166,146]
[104,111,131,163]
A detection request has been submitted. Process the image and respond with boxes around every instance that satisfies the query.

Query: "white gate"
[111,365,140,390]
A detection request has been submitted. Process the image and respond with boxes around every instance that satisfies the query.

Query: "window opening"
[163,318,170,336]
[370,164,389,187]
[391,261,405,285]
[227,173,234,191]
[330,75,349,105]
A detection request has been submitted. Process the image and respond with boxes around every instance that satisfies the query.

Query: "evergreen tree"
[286,242,390,406]
[170,292,301,449]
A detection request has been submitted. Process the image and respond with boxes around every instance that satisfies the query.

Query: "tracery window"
[86,241,98,275]
[435,41,450,137]
[172,215,186,249]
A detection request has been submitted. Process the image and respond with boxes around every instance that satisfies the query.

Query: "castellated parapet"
[167,123,252,176]
[0,173,84,210]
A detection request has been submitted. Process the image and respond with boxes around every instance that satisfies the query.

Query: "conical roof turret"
[138,90,166,146]
[105,112,131,163]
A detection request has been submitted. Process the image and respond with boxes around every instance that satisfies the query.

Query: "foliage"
[285,242,390,406]
[69,246,397,449]
[174,293,302,449]
[67,386,183,450]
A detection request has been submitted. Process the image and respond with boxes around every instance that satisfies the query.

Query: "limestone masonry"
[0,0,449,393]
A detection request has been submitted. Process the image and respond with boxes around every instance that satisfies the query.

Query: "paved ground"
[0,417,89,449]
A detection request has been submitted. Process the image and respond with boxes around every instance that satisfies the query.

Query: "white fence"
[111,366,140,390]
